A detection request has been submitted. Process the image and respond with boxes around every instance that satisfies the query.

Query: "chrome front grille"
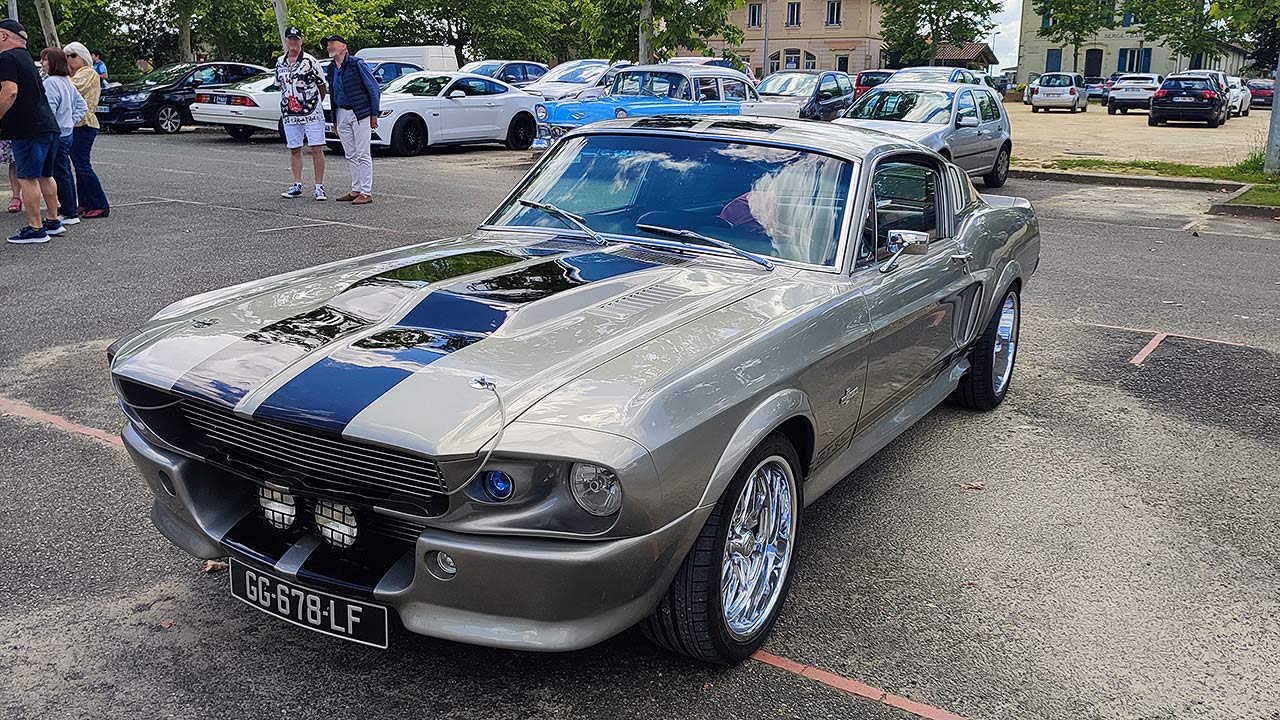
[178,400,448,512]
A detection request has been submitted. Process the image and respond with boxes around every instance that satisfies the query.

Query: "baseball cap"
[321,34,347,46]
[63,41,91,60]
[284,26,302,39]
[0,19,27,40]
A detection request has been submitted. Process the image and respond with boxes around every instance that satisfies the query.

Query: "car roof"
[573,115,925,163]
[878,81,984,92]
[623,63,746,78]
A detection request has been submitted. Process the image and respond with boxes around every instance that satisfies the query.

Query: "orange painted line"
[751,650,967,720]
[1079,321,1256,349]
[0,395,124,449]
[1130,332,1169,366]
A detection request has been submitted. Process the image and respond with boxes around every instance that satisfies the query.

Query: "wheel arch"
[698,388,816,508]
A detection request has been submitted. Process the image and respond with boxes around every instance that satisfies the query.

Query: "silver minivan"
[834,82,1013,187]
[1031,72,1088,112]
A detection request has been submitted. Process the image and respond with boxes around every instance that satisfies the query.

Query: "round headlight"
[258,486,297,530]
[314,499,358,548]
[535,105,548,120]
[569,463,622,516]
[615,108,628,118]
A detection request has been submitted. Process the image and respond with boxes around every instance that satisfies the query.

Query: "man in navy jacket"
[323,35,380,205]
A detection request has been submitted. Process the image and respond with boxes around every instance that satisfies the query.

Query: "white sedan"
[323,72,540,155]
[190,72,284,140]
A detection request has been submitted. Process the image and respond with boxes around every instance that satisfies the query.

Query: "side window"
[957,90,977,121]
[227,65,256,82]
[484,79,508,94]
[864,160,939,262]
[452,78,494,96]
[697,77,720,101]
[192,66,222,86]
[818,74,840,99]
[722,78,748,101]
[372,64,391,84]
[836,74,854,96]
[525,64,546,80]
[1075,75,1085,87]
[617,73,641,94]
[977,91,1000,121]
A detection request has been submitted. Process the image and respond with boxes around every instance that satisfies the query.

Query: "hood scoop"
[593,283,688,320]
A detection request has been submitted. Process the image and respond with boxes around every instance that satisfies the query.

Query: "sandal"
[6,198,20,213]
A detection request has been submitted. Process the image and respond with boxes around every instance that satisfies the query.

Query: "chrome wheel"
[157,106,181,133]
[721,455,797,641]
[992,292,1019,395]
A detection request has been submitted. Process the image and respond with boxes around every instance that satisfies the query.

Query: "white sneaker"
[314,184,327,201]
[59,215,81,225]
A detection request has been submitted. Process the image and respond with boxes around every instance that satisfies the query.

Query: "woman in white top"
[40,47,87,225]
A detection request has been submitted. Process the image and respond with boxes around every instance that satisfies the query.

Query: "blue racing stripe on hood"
[253,251,657,435]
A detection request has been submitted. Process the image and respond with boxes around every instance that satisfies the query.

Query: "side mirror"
[957,115,979,128]
[502,75,518,83]
[448,89,466,99]
[880,230,931,273]
[190,77,204,87]
[818,90,834,100]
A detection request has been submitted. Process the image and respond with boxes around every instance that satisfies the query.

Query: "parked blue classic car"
[533,64,799,147]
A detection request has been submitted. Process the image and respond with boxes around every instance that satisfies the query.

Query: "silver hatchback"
[1030,72,1089,112]
[834,82,1012,187]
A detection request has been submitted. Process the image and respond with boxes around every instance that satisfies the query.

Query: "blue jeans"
[52,133,76,218]
[71,126,109,212]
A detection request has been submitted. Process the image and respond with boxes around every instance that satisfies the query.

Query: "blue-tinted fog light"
[482,471,514,501]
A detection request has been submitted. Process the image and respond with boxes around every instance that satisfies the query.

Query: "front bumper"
[123,422,710,651]
[96,102,150,128]
[533,122,578,149]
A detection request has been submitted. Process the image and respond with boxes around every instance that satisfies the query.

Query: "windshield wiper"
[635,224,774,270]
[518,199,607,245]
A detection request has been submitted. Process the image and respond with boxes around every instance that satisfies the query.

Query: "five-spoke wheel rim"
[992,292,1019,395]
[721,455,797,641]
[158,107,180,133]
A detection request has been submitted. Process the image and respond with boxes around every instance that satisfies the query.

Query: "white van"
[355,46,458,72]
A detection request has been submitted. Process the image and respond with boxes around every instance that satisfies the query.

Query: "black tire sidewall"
[703,433,804,660]
[391,116,425,156]
[506,114,535,150]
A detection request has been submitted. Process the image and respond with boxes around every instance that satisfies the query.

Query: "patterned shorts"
[0,140,12,165]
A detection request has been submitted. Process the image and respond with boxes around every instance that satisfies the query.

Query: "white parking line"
[256,221,340,234]
[110,199,180,207]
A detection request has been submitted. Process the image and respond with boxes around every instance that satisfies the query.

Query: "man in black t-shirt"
[0,19,66,244]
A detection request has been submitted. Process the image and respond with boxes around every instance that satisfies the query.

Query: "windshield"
[1039,74,1075,87]
[758,73,818,97]
[845,89,953,124]
[1164,77,1210,90]
[141,63,196,85]
[488,133,854,266]
[383,73,451,96]
[1116,75,1156,85]
[857,71,892,86]
[542,61,608,84]
[610,71,691,99]
[228,72,275,91]
[462,62,502,77]
[892,68,953,82]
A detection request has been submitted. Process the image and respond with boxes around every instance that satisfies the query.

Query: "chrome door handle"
[950,252,973,263]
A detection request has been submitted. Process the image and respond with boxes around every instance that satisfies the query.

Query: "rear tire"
[982,145,1010,188]
[504,113,536,150]
[641,433,802,664]
[954,286,1020,411]
[223,124,255,140]
[1207,114,1220,128]
[1031,106,1039,113]
[1108,104,1116,115]
[1148,114,1160,126]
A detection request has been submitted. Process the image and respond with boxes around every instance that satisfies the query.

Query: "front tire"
[223,124,255,140]
[504,113,536,150]
[154,104,183,134]
[389,115,426,156]
[641,432,802,664]
[954,287,1020,411]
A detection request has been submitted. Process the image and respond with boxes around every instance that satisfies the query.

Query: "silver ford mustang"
[109,116,1040,663]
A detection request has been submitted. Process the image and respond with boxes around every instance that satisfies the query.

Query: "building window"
[784,49,801,69]
[836,54,849,72]
[769,51,781,73]
[786,2,801,26]
[1045,48,1062,72]
[803,51,817,69]
[1041,10,1052,28]
[748,3,762,28]
[1121,12,1132,26]
[826,0,842,25]
[1116,47,1150,72]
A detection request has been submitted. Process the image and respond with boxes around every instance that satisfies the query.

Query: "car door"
[856,155,975,428]
[835,74,855,112]
[974,89,1004,170]
[949,90,984,173]
[445,77,506,140]
[814,73,843,120]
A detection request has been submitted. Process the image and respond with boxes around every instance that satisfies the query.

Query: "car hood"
[832,118,943,145]
[526,81,589,99]
[110,232,790,462]
[104,81,165,97]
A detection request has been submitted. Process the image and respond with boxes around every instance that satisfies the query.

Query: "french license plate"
[96,105,107,113]
[1173,97,1195,102]
[228,558,388,648]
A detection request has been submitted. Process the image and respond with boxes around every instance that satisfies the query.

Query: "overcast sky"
[990,0,1023,70]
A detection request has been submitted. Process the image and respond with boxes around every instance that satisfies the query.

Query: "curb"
[1009,167,1247,192]
[1208,186,1280,220]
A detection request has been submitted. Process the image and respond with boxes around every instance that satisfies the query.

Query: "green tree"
[395,0,569,66]
[875,0,1001,65]
[591,0,745,62]
[879,3,932,67]
[1032,0,1114,72]
[1120,0,1224,66]
[1242,14,1279,75]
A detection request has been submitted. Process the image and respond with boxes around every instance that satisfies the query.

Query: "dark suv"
[98,62,268,134]
[1149,75,1229,127]
[756,70,855,120]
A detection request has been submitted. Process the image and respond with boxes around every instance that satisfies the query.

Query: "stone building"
[712,0,885,78]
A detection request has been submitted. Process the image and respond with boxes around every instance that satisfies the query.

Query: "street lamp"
[989,30,1002,75]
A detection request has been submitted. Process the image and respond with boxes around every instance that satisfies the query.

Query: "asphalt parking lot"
[1,130,1278,720]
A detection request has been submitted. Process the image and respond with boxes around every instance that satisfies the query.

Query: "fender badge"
[839,386,860,406]
[192,318,219,328]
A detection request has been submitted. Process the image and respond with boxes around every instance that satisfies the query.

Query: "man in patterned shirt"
[277,26,327,201]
